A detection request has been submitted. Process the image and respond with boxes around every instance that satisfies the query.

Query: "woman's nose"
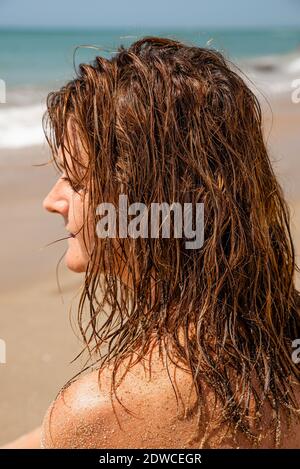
[43,187,69,215]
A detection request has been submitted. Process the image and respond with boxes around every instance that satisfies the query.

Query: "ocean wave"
[239,52,300,97]
[0,102,46,149]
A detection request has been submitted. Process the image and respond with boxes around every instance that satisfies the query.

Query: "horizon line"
[1,24,300,32]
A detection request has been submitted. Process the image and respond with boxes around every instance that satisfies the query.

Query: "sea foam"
[0,102,46,149]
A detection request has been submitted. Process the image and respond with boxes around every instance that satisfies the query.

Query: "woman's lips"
[66,226,76,237]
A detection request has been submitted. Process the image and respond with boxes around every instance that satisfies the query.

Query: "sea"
[0,27,300,149]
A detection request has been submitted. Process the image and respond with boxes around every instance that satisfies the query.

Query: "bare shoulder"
[41,353,300,449]
[41,352,199,449]
[41,368,114,448]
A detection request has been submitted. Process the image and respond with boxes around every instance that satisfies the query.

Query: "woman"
[3,35,300,449]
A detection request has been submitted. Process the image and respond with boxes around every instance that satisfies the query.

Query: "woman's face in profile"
[42,144,90,273]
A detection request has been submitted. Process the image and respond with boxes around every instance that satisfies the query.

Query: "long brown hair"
[43,36,300,447]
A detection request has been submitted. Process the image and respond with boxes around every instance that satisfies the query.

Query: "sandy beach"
[0,91,299,445]
[0,145,84,443]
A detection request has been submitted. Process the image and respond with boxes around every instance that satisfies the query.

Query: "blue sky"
[0,0,300,28]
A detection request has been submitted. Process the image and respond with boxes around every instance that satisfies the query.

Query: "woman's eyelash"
[60,176,84,191]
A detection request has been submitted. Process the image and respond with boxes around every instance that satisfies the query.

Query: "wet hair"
[43,36,300,447]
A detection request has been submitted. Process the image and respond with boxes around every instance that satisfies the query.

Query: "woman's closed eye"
[60,176,85,193]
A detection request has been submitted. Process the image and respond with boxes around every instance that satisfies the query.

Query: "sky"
[0,0,300,29]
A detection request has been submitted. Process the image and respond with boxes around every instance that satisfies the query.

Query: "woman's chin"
[65,250,87,273]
